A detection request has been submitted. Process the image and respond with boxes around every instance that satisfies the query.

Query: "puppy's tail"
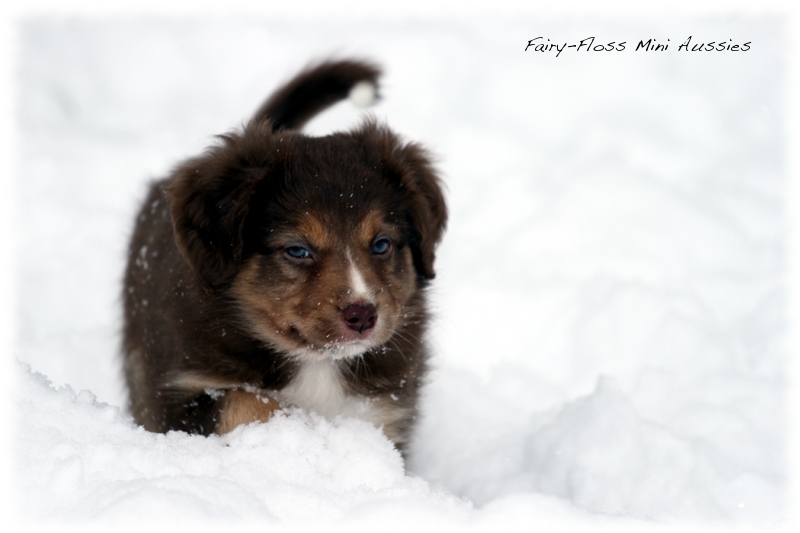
[252,59,381,132]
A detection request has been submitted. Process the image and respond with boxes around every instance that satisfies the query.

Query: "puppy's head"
[168,120,446,359]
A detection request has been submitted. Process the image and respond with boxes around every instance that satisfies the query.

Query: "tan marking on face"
[232,259,315,353]
[295,212,332,249]
[357,210,386,244]
[216,389,282,435]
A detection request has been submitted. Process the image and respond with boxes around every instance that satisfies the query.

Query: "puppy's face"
[169,122,446,361]
[233,204,417,358]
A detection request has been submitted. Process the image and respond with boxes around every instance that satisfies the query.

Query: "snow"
[17,364,468,522]
[10,11,791,530]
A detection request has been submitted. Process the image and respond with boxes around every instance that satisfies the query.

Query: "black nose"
[341,303,377,333]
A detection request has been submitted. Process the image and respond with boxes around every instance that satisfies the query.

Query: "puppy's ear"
[393,143,448,279]
[357,122,447,280]
[167,131,282,292]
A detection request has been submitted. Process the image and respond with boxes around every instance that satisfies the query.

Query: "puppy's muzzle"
[341,302,377,333]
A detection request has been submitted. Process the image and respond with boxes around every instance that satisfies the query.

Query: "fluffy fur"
[122,59,447,454]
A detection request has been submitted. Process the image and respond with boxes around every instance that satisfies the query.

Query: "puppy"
[122,60,447,454]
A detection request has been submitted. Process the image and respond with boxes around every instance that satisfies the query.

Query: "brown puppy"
[122,60,447,454]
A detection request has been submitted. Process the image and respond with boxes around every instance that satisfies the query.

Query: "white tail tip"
[349,81,377,108]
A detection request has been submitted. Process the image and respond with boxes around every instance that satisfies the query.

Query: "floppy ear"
[167,130,283,292]
[359,123,447,280]
[392,142,448,279]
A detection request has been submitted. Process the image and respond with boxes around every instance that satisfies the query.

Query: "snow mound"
[410,369,784,525]
[15,363,470,523]
[521,377,782,522]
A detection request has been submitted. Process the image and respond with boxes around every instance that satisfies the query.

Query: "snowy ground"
[11,12,790,529]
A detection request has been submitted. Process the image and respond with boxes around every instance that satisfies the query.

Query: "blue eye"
[372,238,391,255]
[285,245,311,260]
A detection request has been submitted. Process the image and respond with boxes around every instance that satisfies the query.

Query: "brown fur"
[122,60,447,454]
[217,390,283,435]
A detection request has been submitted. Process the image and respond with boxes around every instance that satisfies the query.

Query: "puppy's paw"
[216,389,283,435]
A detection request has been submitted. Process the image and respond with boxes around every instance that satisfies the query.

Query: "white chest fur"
[275,357,411,446]
[278,358,372,420]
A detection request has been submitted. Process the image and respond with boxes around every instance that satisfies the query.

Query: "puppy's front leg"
[216,389,282,434]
